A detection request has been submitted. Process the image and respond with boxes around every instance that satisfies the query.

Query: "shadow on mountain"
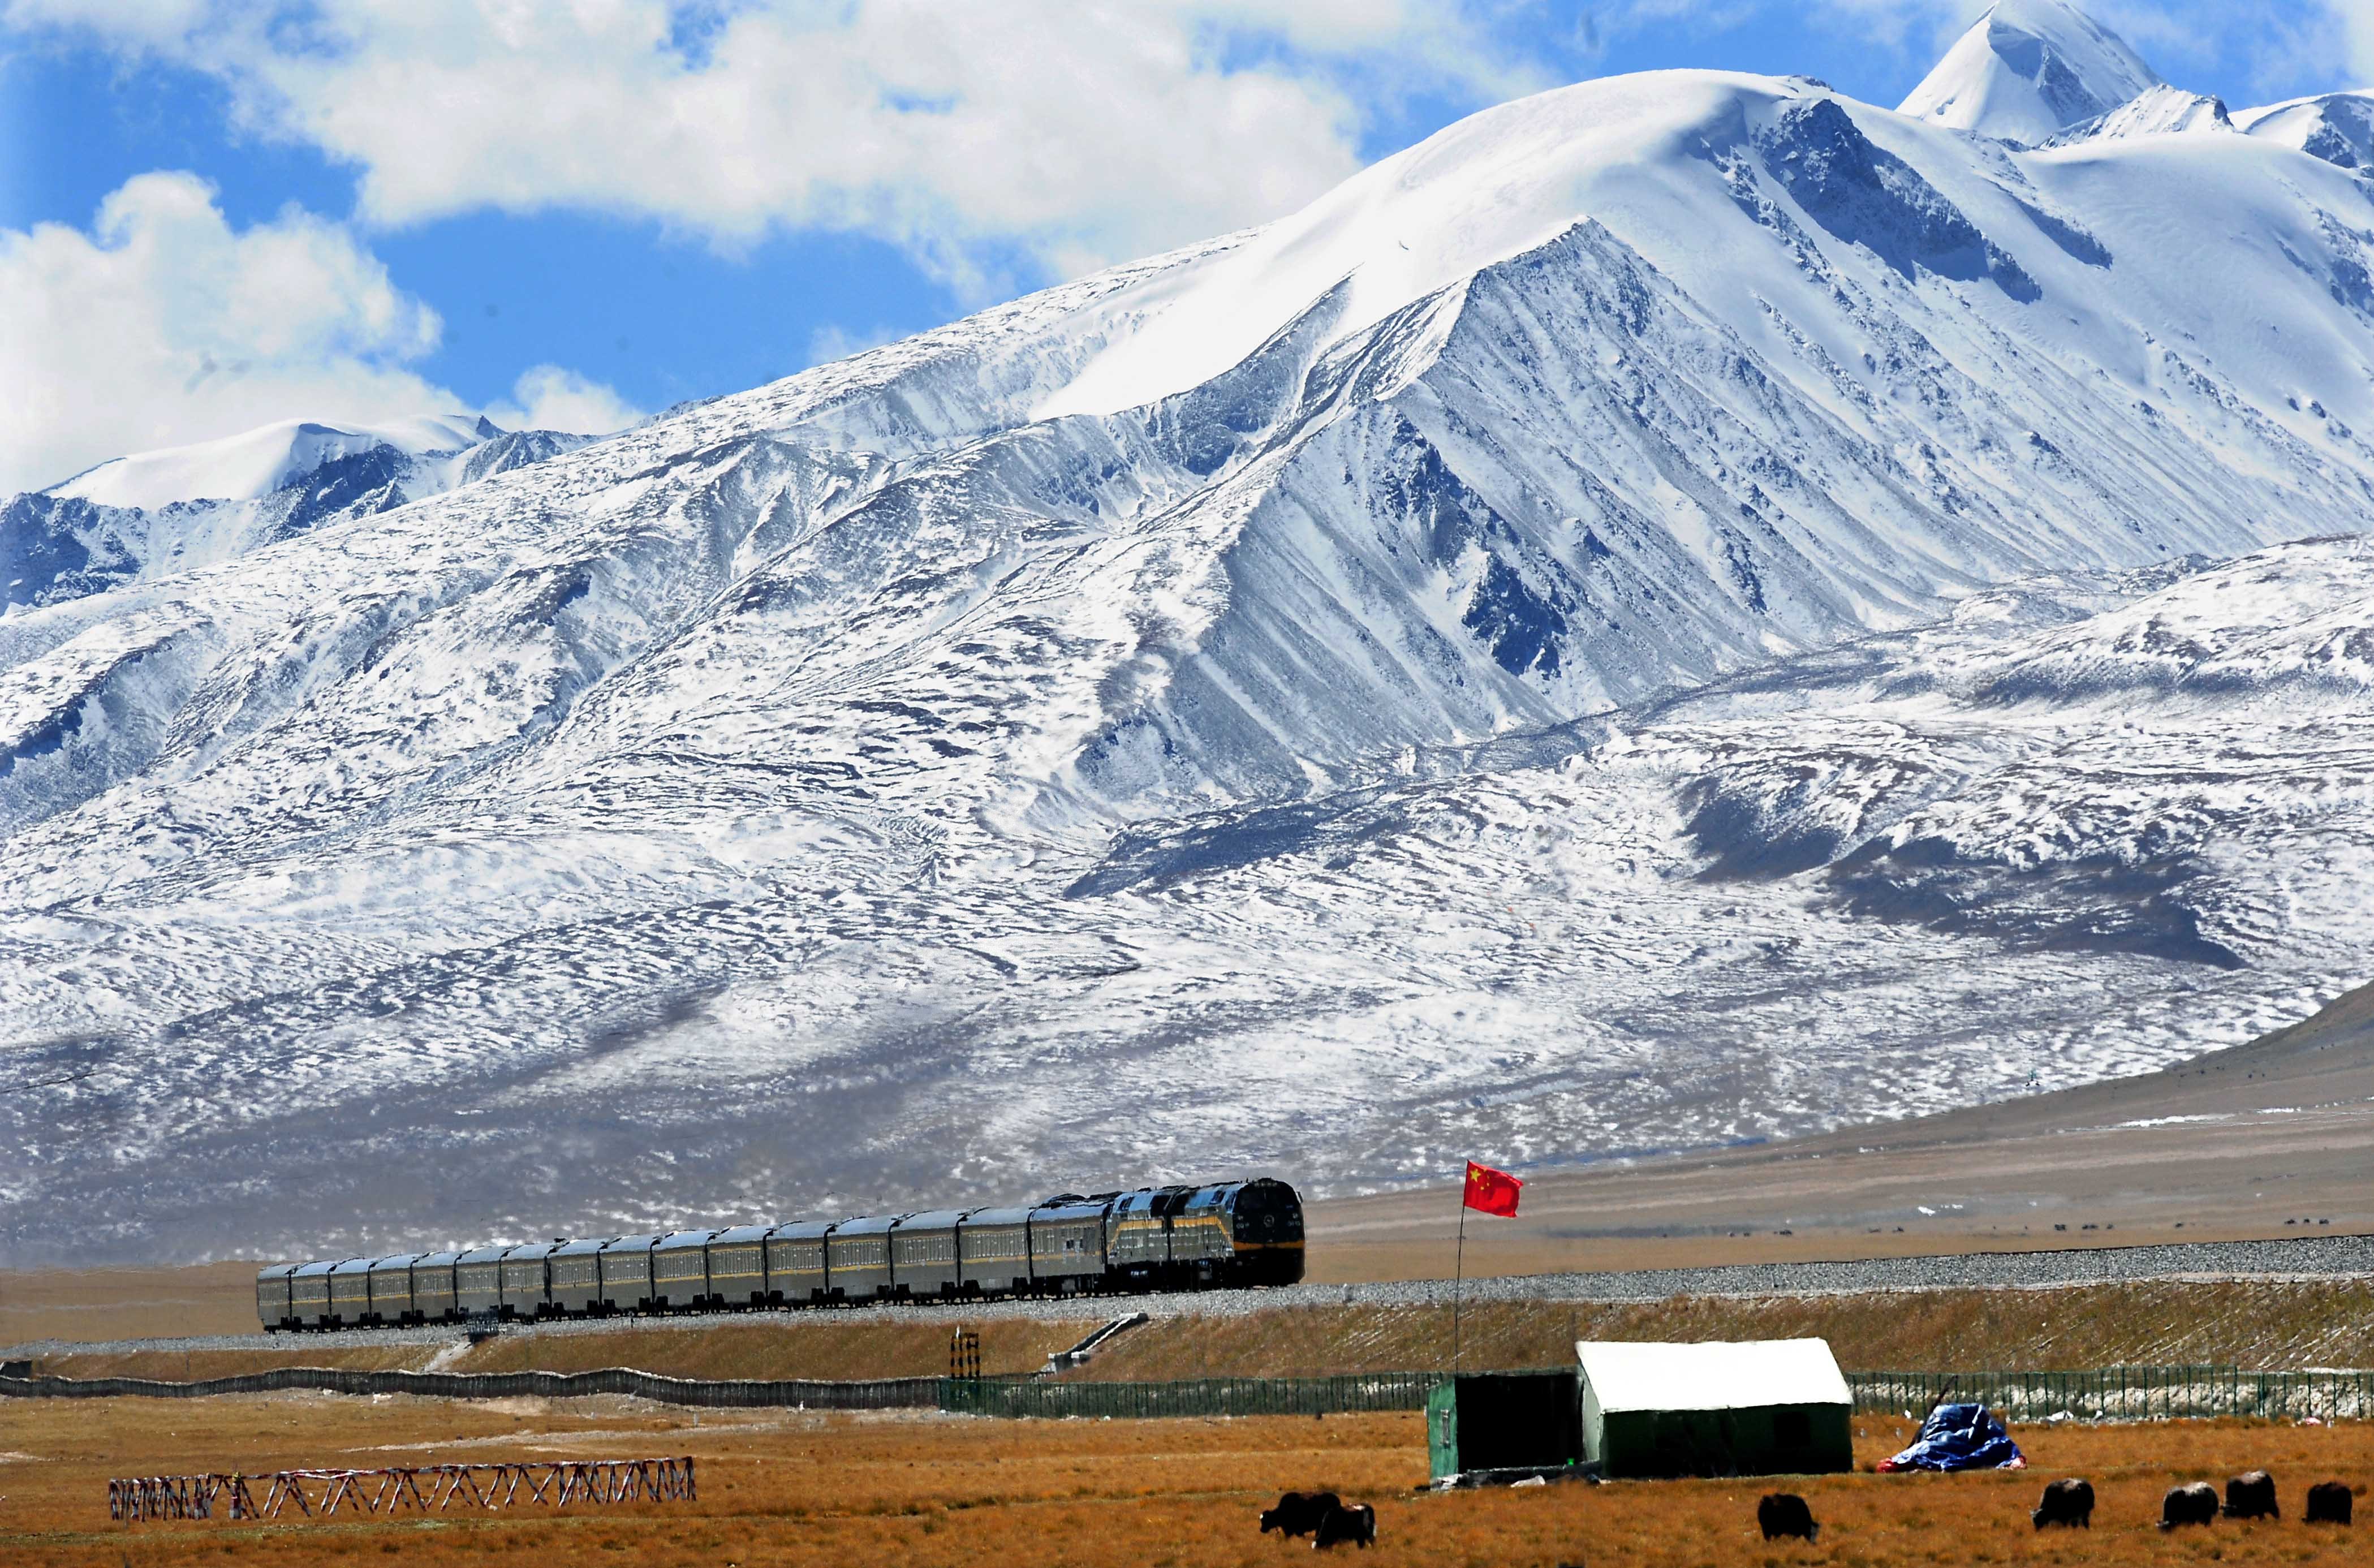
[1759,98,2040,299]
[1828,838,2245,968]
[1065,789,1414,899]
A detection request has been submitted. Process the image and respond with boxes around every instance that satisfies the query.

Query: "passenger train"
[256,1177,1306,1331]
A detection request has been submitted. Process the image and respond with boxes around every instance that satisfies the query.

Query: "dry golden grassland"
[0,1263,264,1346]
[0,1398,2367,1567]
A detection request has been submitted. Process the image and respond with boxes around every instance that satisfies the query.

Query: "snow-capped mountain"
[2237,90,2374,170]
[2050,83,2233,145]
[2,416,593,613]
[5,8,2374,1261]
[1900,0,2160,144]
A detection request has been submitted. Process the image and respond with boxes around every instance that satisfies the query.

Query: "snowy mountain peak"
[2238,89,2374,171]
[49,414,492,511]
[6,413,593,613]
[2050,84,2235,147]
[1900,0,2161,145]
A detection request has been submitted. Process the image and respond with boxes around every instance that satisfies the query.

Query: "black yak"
[2032,1477,2095,1529]
[1758,1493,1819,1542]
[2223,1471,2278,1520]
[2161,1482,2219,1529]
[2304,1481,2353,1525]
[1311,1502,1376,1550]
[1260,1492,1341,1539]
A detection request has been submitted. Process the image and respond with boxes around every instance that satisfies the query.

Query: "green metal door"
[1426,1381,1458,1480]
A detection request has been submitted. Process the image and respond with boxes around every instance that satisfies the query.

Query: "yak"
[2304,1481,2353,1526]
[2032,1477,2095,1530]
[2161,1483,2220,1529]
[1311,1502,1377,1551]
[1260,1492,1341,1539]
[1758,1493,1819,1542]
[2223,1471,2279,1521]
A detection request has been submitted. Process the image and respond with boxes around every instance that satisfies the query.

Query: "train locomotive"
[256,1177,1306,1331]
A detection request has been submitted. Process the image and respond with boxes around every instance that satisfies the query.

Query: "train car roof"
[501,1241,561,1260]
[831,1214,908,1238]
[766,1220,833,1241]
[654,1229,719,1251]
[710,1224,772,1245]
[895,1209,966,1231]
[1031,1196,1109,1221]
[413,1251,464,1267]
[548,1238,609,1258]
[604,1234,660,1250]
[326,1256,374,1273]
[366,1253,423,1270]
[292,1259,343,1278]
[961,1206,1035,1227]
[256,1263,299,1280]
[456,1246,509,1265]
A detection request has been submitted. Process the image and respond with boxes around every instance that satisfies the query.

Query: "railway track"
[12,1233,2372,1360]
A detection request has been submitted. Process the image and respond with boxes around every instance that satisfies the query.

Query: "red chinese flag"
[1463,1160,1522,1218]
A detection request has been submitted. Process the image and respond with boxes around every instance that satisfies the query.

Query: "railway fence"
[941,1371,1444,1418]
[1848,1365,2374,1424]
[6,1364,2372,1422]
[0,1366,939,1410]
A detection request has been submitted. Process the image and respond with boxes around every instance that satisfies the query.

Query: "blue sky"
[1,0,2364,493]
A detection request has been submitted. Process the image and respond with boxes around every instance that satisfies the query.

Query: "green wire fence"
[939,1372,1444,1419]
[1849,1365,2374,1423]
[7,1363,2371,1423]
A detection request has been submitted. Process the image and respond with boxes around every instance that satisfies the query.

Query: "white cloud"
[0,173,640,493]
[485,364,644,437]
[0,171,447,493]
[2,0,206,45]
[5,1,1546,287]
[804,322,904,368]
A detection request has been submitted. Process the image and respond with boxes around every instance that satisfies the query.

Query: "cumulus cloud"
[0,173,638,493]
[0,171,447,493]
[485,365,645,437]
[4,1,1546,287]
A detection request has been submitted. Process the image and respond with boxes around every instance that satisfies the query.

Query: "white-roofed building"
[1575,1338,1855,1478]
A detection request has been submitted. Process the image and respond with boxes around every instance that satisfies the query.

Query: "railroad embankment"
[12,1275,2374,1388]
[1064,1278,2374,1381]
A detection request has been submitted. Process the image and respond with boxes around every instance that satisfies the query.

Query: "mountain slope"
[5,20,2374,1259]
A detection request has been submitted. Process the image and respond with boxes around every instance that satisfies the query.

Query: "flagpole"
[1453,1180,1468,1375]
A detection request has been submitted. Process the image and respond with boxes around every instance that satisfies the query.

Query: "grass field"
[0,1396,2366,1567]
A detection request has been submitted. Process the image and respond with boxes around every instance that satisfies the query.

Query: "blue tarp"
[1879,1402,2026,1472]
